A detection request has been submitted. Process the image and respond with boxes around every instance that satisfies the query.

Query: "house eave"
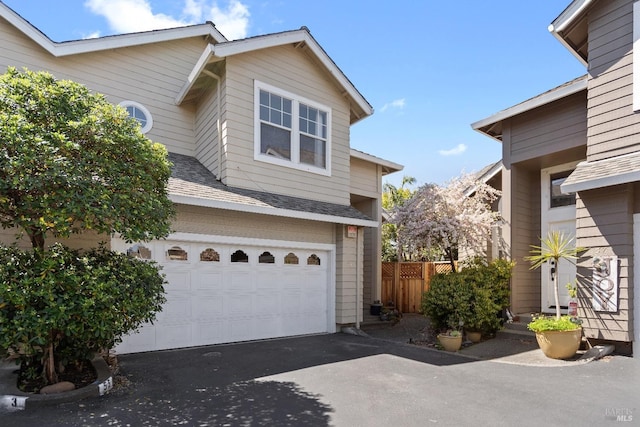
[0,3,227,57]
[176,29,373,122]
[169,194,379,228]
[350,149,403,175]
[548,0,593,66]
[471,76,588,140]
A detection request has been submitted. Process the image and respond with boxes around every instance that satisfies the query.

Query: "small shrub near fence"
[421,258,514,334]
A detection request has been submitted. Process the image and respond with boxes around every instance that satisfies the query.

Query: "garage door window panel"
[167,246,188,261]
[200,248,220,262]
[307,254,321,265]
[259,251,275,264]
[126,244,152,260]
[284,252,299,265]
[231,250,249,263]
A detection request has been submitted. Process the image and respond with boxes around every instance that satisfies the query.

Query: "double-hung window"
[255,81,331,175]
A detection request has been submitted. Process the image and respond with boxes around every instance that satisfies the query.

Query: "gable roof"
[350,149,403,175]
[0,2,227,56]
[175,28,373,124]
[168,153,377,227]
[472,75,587,141]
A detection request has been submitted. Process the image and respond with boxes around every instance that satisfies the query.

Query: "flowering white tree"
[393,173,501,271]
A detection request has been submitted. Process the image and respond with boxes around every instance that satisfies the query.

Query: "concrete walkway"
[360,313,611,367]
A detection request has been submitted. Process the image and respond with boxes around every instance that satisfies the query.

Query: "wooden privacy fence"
[381,262,455,314]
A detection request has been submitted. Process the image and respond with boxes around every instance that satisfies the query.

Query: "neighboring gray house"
[473,0,640,356]
[0,2,402,353]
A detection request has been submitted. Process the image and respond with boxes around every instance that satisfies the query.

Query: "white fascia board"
[350,149,403,173]
[0,2,56,54]
[548,28,589,67]
[547,0,592,66]
[169,194,379,228]
[175,44,216,104]
[471,77,587,132]
[549,0,593,33]
[212,31,373,117]
[561,169,640,193]
[53,25,226,57]
[0,3,227,57]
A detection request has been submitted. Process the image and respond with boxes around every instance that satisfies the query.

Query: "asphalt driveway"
[3,333,639,426]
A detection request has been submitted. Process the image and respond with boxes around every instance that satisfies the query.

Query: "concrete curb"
[0,356,113,410]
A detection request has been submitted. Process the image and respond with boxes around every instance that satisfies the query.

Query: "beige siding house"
[473,0,640,356]
[0,3,402,353]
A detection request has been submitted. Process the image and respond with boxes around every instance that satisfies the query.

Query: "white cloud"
[83,31,102,39]
[199,0,250,40]
[380,98,405,113]
[438,143,467,156]
[84,0,250,40]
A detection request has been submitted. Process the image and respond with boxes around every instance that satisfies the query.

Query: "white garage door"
[112,235,334,353]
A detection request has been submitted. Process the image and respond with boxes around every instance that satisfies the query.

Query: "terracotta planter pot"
[466,331,482,343]
[535,328,582,359]
[437,334,462,351]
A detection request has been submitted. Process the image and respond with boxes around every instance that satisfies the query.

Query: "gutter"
[547,0,593,67]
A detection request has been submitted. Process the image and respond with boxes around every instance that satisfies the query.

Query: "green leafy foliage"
[527,315,581,333]
[0,67,174,385]
[422,258,514,334]
[0,67,175,249]
[0,244,166,382]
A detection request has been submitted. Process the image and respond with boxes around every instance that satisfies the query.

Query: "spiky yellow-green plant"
[525,230,585,319]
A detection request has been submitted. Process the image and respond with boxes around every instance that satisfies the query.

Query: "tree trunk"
[445,247,456,272]
[29,229,45,251]
[43,332,58,384]
[553,257,561,319]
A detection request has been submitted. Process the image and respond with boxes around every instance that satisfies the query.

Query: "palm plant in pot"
[525,230,585,359]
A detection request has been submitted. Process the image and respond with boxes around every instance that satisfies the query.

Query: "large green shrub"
[0,244,166,384]
[422,258,514,334]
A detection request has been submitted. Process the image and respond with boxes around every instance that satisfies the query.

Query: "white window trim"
[254,80,332,176]
[119,100,153,134]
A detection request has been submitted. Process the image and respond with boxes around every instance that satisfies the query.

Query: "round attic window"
[119,100,153,133]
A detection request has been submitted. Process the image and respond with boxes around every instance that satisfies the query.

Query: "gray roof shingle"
[561,152,640,193]
[167,152,374,223]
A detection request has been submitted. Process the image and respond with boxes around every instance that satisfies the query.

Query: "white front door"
[541,163,578,313]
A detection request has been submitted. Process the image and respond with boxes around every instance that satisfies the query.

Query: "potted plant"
[437,325,463,352]
[525,230,585,359]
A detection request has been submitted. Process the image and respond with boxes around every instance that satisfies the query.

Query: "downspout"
[202,69,222,180]
[356,226,361,329]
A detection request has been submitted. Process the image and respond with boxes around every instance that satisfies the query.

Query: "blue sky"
[3,0,586,187]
